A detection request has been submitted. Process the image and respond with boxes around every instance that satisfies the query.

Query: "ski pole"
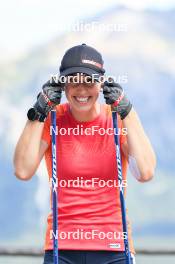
[51,109,59,264]
[112,111,131,264]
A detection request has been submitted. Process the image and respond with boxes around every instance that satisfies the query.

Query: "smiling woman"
[13,43,156,264]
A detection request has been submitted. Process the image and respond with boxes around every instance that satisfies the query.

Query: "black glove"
[103,80,132,120]
[27,78,63,122]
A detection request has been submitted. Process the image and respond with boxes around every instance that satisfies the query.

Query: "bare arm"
[121,108,156,182]
[13,120,48,180]
[103,79,156,182]
[13,77,62,180]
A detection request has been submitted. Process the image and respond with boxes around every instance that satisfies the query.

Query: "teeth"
[75,97,89,102]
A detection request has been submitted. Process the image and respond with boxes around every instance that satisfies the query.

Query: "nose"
[74,84,88,94]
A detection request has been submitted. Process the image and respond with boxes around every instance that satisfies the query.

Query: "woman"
[14,44,156,264]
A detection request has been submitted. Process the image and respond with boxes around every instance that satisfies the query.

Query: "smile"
[73,96,91,104]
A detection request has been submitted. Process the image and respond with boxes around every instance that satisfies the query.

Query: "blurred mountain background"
[0,5,175,251]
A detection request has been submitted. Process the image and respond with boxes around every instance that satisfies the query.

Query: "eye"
[86,77,92,82]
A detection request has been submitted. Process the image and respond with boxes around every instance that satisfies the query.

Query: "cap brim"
[59,67,102,79]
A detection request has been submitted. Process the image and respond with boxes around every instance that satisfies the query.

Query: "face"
[64,73,102,112]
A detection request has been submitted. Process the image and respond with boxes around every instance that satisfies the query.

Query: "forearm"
[14,120,44,180]
[123,108,156,182]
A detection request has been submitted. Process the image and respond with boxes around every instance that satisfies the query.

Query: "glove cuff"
[120,103,132,120]
[27,108,46,122]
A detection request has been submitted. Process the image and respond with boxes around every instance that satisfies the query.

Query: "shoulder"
[44,103,68,127]
[101,104,122,123]
[48,103,69,121]
[55,102,69,117]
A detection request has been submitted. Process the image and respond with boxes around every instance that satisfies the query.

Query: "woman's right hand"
[27,78,63,122]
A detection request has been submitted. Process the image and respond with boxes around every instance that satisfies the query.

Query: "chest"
[56,127,117,181]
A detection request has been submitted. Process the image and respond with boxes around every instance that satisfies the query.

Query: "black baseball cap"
[59,44,105,79]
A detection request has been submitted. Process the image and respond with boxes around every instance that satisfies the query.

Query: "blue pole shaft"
[51,110,58,264]
[112,111,131,264]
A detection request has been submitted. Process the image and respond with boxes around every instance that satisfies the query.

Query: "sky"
[1,0,175,62]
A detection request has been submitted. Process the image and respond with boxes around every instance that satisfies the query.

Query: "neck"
[69,103,101,122]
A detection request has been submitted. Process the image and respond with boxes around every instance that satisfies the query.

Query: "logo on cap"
[82,59,103,69]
